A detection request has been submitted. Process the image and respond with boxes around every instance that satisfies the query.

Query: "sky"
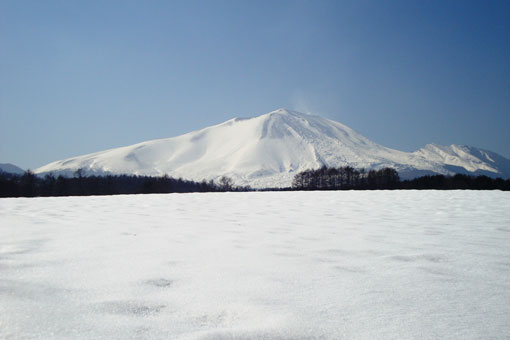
[1,0,509,170]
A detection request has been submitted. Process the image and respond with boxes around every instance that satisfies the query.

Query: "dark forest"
[1,167,509,198]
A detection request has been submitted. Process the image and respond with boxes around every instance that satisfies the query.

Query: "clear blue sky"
[1,0,509,170]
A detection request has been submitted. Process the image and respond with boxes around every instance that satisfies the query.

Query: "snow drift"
[1,191,510,339]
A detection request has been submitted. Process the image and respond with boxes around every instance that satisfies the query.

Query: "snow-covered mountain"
[0,163,25,175]
[34,109,510,187]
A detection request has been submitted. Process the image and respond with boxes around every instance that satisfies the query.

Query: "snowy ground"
[1,191,509,340]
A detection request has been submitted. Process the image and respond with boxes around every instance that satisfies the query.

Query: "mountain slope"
[34,109,510,187]
[413,144,510,178]
[0,163,25,175]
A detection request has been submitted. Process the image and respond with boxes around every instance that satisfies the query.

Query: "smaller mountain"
[0,163,25,175]
[413,144,510,178]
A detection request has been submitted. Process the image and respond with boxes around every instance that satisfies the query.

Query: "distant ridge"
[0,163,25,175]
[34,108,510,188]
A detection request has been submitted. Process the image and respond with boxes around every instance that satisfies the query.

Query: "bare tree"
[218,176,234,191]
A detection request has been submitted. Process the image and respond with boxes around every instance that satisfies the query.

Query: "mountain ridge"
[34,109,510,187]
[0,163,25,175]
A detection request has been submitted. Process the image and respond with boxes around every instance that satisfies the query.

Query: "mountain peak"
[0,163,25,175]
[266,108,310,117]
[269,108,294,114]
[229,108,306,124]
[33,108,510,187]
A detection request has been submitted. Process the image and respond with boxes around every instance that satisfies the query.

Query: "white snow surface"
[33,109,510,188]
[1,191,510,340]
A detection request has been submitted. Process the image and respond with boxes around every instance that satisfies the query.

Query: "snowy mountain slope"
[413,144,510,178]
[34,109,510,187]
[0,163,25,175]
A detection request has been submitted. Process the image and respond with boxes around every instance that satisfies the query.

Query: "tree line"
[292,166,510,191]
[400,173,510,190]
[292,166,400,190]
[1,167,509,197]
[0,171,249,198]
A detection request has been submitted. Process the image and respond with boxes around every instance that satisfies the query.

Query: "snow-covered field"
[1,191,509,340]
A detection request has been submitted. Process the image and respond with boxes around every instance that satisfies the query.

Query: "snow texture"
[1,191,510,340]
[33,109,510,188]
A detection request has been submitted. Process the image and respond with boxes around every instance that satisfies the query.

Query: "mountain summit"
[34,109,510,187]
[0,163,25,175]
